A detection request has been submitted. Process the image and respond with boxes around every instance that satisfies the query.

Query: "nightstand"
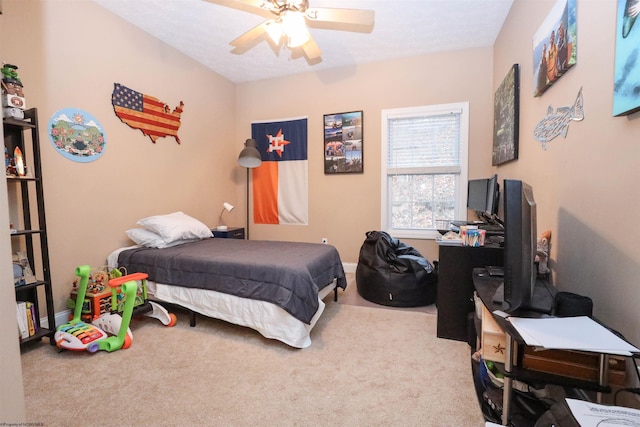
[211,227,245,239]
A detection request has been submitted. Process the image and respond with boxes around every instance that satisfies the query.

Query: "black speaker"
[553,292,593,317]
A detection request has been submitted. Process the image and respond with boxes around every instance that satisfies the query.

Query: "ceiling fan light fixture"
[281,11,309,48]
[265,20,283,44]
[286,30,310,48]
[209,0,374,61]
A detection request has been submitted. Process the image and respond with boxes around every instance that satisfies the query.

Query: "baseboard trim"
[343,262,356,273]
[41,309,71,329]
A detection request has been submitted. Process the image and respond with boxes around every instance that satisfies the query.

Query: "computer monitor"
[493,179,549,313]
[467,178,489,212]
[486,174,500,219]
[467,175,500,222]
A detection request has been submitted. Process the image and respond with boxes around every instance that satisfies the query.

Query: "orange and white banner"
[251,118,308,225]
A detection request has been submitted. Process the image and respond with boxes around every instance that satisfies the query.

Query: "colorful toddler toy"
[55,265,176,352]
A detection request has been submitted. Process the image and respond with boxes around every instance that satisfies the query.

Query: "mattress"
[115,238,346,324]
[107,238,346,348]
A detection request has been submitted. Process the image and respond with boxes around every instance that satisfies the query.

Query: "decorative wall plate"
[48,108,106,162]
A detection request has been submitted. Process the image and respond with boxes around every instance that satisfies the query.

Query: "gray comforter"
[117,238,346,324]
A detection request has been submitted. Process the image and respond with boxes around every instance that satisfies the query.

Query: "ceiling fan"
[204,0,375,60]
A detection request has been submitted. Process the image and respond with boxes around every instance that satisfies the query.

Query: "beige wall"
[236,47,496,263]
[1,0,237,319]
[493,0,640,350]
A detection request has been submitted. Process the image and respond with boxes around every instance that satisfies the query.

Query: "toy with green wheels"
[55,265,176,353]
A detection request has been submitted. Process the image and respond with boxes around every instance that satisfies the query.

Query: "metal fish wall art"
[533,87,584,150]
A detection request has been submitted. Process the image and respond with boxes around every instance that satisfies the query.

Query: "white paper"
[507,316,639,355]
[565,398,640,427]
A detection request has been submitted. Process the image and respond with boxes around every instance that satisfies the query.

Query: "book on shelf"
[16,301,29,339]
[16,301,38,339]
[26,301,36,336]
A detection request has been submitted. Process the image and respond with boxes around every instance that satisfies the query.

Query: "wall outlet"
[321,237,328,244]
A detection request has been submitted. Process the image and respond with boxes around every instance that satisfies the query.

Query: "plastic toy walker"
[55,265,176,352]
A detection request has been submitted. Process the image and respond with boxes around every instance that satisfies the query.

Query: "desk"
[475,268,559,425]
[473,268,635,425]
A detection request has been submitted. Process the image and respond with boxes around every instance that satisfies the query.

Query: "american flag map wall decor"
[111,83,184,144]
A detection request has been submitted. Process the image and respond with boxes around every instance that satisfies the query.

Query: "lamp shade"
[238,138,262,168]
[239,138,261,241]
[217,202,235,230]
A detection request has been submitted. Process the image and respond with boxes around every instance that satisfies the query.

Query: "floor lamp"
[237,138,262,240]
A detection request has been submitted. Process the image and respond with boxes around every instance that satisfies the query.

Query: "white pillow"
[137,212,212,243]
[126,228,200,249]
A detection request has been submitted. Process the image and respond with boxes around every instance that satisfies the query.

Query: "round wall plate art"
[48,108,106,162]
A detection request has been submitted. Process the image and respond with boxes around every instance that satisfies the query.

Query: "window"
[381,102,469,239]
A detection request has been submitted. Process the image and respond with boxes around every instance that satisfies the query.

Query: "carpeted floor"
[19,274,483,426]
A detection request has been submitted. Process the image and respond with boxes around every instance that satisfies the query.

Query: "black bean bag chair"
[356,231,437,307]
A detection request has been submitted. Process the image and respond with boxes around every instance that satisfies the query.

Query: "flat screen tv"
[493,179,550,313]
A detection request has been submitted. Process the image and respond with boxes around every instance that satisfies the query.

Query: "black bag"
[355,231,437,307]
[534,400,580,427]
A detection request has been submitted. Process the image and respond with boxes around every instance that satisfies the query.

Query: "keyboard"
[451,220,481,227]
[479,224,504,236]
[479,224,503,232]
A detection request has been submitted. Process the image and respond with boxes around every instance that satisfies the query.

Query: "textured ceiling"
[92,0,513,84]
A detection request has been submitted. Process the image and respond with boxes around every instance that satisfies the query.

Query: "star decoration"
[492,342,505,354]
[266,129,290,157]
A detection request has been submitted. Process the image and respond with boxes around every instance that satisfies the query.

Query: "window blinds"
[386,111,461,173]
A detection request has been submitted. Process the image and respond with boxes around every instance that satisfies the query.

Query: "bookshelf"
[4,108,56,345]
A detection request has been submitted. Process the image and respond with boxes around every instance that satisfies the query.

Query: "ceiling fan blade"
[301,35,322,60]
[305,7,375,31]
[203,0,276,19]
[229,20,270,49]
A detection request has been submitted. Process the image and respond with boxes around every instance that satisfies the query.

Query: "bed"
[107,237,346,348]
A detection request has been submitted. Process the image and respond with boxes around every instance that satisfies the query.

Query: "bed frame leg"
[190,310,196,327]
[334,286,338,302]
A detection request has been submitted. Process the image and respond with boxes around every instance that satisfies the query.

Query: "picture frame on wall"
[613,0,640,116]
[533,0,578,97]
[323,110,363,174]
[493,64,520,166]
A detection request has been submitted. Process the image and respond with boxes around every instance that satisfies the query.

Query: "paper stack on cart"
[505,316,640,356]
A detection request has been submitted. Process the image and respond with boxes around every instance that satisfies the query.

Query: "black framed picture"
[323,110,363,174]
[492,64,520,166]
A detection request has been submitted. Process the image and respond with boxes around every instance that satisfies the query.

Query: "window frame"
[381,102,469,240]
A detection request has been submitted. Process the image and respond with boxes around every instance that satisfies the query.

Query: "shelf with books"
[16,300,38,339]
[5,108,55,346]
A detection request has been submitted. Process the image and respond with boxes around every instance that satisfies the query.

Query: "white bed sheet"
[108,246,334,348]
